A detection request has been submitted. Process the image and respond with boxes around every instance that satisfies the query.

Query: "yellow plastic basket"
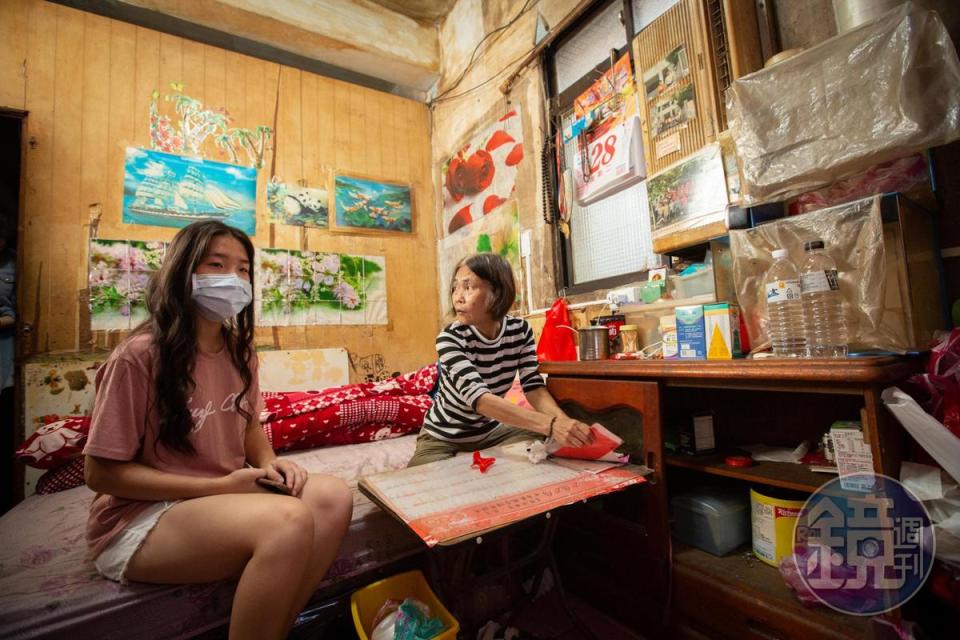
[350,569,459,640]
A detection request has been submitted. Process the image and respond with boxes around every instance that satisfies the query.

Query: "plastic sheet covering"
[730,196,912,354]
[727,2,960,204]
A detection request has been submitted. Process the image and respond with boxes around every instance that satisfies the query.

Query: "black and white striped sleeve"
[436,328,490,409]
[517,320,546,393]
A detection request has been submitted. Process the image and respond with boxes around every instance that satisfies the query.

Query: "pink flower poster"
[442,107,524,236]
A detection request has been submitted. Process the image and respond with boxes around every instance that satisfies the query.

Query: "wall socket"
[606,286,642,305]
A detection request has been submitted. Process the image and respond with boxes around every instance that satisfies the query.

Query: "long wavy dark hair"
[132,221,256,456]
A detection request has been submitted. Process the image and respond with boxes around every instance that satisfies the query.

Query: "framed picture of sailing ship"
[333,175,413,234]
[122,147,258,235]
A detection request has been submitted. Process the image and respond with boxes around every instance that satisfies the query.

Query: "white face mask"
[191,273,252,321]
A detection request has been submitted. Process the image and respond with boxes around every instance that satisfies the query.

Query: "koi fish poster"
[122,147,257,235]
[441,106,524,236]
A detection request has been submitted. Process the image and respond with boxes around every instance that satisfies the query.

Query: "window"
[545,0,677,293]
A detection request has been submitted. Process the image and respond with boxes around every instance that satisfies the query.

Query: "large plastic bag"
[536,298,578,362]
[901,328,960,438]
[727,2,960,204]
[729,196,904,353]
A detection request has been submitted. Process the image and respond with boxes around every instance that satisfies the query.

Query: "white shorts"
[94,500,180,584]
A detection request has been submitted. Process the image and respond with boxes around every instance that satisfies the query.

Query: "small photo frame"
[333,174,413,234]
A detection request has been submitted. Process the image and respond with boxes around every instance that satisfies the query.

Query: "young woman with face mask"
[408,253,594,467]
[82,221,353,640]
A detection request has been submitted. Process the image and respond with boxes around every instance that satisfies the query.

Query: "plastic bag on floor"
[370,598,443,640]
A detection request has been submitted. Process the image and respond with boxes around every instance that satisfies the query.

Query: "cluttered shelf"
[671,540,871,639]
[666,452,832,493]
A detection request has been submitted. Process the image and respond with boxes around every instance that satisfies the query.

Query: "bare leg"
[125,493,315,640]
[285,474,354,625]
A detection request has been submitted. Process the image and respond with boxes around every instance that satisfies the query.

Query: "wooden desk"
[358,453,650,546]
[358,452,652,636]
[541,357,919,639]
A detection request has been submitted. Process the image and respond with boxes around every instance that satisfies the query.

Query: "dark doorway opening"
[1,111,23,514]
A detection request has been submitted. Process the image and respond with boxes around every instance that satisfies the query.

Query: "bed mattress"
[0,435,419,639]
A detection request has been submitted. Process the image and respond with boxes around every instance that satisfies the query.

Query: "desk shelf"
[666,452,833,493]
[672,541,870,639]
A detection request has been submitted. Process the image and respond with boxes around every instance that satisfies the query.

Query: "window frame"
[543,0,653,296]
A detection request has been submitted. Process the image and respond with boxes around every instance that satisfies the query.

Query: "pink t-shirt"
[83,333,263,556]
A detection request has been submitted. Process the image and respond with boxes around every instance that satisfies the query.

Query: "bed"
[0,348,431,639]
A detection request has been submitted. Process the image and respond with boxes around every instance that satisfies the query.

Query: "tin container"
[578,326,610,360]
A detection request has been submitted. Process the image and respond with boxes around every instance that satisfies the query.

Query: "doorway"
[1,111,23,513]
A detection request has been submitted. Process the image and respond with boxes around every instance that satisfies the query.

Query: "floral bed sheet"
[0,435,419,639]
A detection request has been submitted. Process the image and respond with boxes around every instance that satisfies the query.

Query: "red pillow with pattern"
[36,457,86,494]
[15,416,91,469]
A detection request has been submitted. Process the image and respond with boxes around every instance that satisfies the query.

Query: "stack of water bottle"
[765,240,847,358]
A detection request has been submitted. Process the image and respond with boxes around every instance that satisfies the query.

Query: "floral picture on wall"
[334,176,413,233]
[266,177,330,229]
[89,239,166,331]
[255,249,387,327]
[122,147,257,236]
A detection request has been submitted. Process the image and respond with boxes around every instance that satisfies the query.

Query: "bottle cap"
[772,248,788,259]
[804,239,825,252]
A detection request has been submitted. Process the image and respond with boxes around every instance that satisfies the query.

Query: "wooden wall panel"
[0,0,29,111]
[10,0,439,380]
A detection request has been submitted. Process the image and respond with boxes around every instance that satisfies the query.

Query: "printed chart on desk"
[361,456,648,546]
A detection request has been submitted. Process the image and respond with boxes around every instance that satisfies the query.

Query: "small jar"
[620,325,640,353]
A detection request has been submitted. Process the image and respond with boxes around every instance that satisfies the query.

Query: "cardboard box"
[676,305,705,360]
[705,302,742,359]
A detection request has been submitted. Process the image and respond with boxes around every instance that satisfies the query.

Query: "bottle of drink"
[764,249,806,358]
[800,239,848,358]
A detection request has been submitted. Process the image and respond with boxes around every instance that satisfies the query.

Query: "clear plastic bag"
[729,196,908,353]
[727,2,960,204]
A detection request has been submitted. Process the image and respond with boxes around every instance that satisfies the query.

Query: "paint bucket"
[750,487,806,566]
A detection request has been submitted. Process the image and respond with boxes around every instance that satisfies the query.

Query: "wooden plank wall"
[0,0,439,380]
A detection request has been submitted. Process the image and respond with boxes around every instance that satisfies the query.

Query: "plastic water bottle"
[764,249,805,358]
[800,239,848,358]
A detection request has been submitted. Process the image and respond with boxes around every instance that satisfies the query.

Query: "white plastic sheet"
[727,2,960,203]
[883,386,960,485]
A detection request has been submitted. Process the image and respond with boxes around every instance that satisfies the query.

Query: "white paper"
[744,441,809,463]
[900,461,946,501]
[883,386,960,485]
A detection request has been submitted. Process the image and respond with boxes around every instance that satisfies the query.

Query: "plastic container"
[351,570,459,640]
[764,249,806,357]
[641,281,662,303]
[750,488,806,567]
[800,239,848,358]
[670,266,715,300]
[672,487,750,556]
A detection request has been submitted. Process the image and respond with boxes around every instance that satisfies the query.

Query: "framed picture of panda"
[265,175,332,229]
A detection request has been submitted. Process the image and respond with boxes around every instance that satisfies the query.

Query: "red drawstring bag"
[537,298,578,362]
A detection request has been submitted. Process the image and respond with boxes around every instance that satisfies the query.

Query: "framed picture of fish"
[122,147,257,235]
[333,175,413,234]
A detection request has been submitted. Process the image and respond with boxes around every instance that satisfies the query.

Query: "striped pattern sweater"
[422,316,545,442]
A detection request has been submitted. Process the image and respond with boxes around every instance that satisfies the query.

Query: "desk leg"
[424,514,601,640]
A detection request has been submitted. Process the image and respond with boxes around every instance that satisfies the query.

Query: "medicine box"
[679,413,715,455]
[675,305,705,359]
[704,302,742,359]
[672,487,750,556]
[660,314,678,359]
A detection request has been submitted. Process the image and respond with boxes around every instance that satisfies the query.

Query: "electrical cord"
[431,0,538,104]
